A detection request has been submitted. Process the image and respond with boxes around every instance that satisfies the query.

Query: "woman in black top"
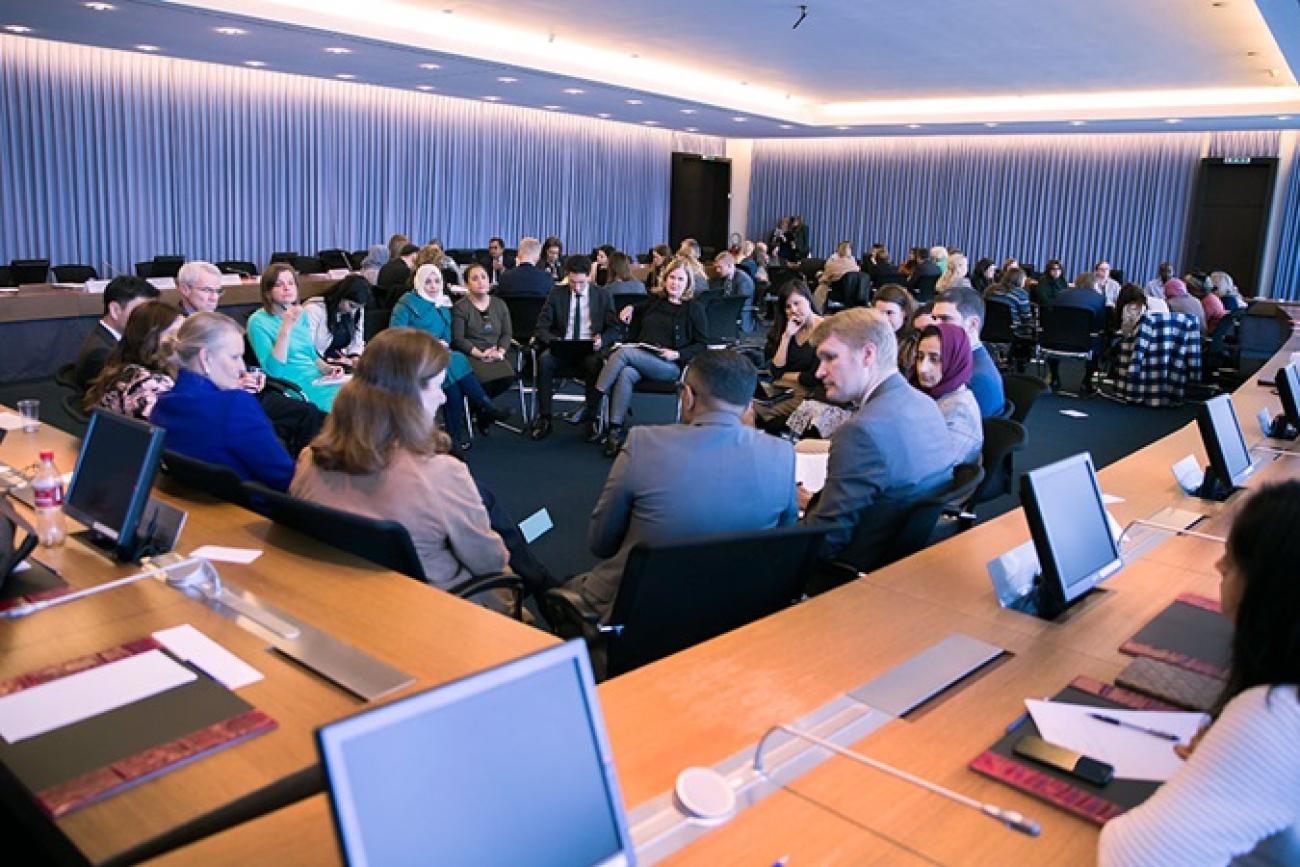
[1033,259,1069,307]
[971,258,996,294]
[594,256,708,456]
[541,236,564,282]
[756,281,824,433]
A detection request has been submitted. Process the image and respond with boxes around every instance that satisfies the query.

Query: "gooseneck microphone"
[753,723,1042,837]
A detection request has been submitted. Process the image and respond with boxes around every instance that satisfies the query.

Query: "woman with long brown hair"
[85,301,181,420]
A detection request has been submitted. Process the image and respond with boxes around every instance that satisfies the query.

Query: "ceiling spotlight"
[597,112,611,118]
[1165,117,1182,123]
[642,120,659,125]
[83,2,115,10]
[214,26,246,36]
[244,60,267,68]
[732,116,748,122]
[685,127,698,132]
[497,76,518,83]
[416,85,434,91]
[836,125,850,130]
[779,123,794,129]
[1069,120,1087,126]
[625,98,643,105]
[563,87,585,95]
[984,122,999,127]
[3,24,32,33]
[324,46,351,54]
[543,104,561,110]
[136,44,160,52]
[482,95,501,101]
[336,73,356,80]
[906,123,922,129]
[680,109,697,114]
[1278,114,1293,120]
[419,62,441,70]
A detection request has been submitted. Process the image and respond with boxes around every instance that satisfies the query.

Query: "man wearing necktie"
[527,254,620,441]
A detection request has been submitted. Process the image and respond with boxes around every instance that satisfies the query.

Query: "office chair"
[151,256,186,279]
[290,256,325,275]
[9,259,50,284]
[1002,373,1048,424]
[215,260,259,277]
[701,294,747,345]
[963,417,1027,521]
[52,264,98,283]
[1038,305,1102,396]
[159,450,250,508]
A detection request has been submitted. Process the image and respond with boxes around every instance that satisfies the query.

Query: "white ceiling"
[3,0,1300,135]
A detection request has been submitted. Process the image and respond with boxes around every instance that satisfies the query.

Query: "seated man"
[799,308,955,584]
[932,287,1006,416]
[73,275,160,391]
[482,236,516,285]
[711,251,756,332]
[526,254,619,440]
[497,236,553,297]
[566,350,799,622]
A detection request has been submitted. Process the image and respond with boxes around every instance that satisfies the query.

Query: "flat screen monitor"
[1019,452,1123,619]
[1196,394,1254,496]
[1276,363,1300,434]
[318,640,634,867]
[63,410,166,560]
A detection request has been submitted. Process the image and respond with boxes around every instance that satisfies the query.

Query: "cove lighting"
[419,62,441,69]
[136,44,161,52]
[84,2,115,10]
[215,26,246,35]
[245,60,267,67]
[324,46,351,54]
[3,24,32,33]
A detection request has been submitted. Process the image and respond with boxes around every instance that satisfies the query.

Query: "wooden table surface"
[52,324,1300,864]
[0,418,554,864]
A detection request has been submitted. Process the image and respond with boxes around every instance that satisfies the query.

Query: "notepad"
[0,413,27,431]
[0,650,195,743]
[795,452,828,493]
[1026,699,1207,782]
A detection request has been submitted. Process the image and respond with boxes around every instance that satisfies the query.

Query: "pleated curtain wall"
[1270,151,1300,301]
[0,35,725,274]
[748,130,1285,291]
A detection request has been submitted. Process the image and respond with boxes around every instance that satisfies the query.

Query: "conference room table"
[141,320,1300,865]
[0,419,555,865]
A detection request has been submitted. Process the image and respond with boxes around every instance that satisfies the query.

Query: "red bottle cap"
[39,450,54,461]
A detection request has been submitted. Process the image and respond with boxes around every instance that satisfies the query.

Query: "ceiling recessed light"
[836,125,851,130]
[597,112,611,118]
[1278,114,1293,120]
[684,127,698,132]
[543,104,561,110]
[3,24,32,33]
[136,44,160,52]
[416,85,434,91]
[642,120,659,125]
[482,95,501,101]
[732,116,748,122]
[563,87,585,95]
[1069,120,1087,126]
[336,73,356,80]
[419,62,441,70]
[497,76,518,83]
[214,26,246,36]
[625,98,643,105]
[83,2,115,10]
[1165,117,1182,123]
[244,60,267,68]
[906,123,922,129]
[324,46,351,55]
[779,124,793,130]
[984,122,999,127]
[680,109,697,114]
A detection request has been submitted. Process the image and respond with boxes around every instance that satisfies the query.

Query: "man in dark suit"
[73,275,160,391]
[865,244,902,285]
[565,349,799,622]
[710,251,756,331]
[799,308,955,587]
[907,245,944,303]
[482,236,516,285]
[376,243,418,308]
[526,254,620,441]
[497,237,553,297]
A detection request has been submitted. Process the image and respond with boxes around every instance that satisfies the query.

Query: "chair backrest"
[612,293,650,315]
[970,417,1027,506]
[833,271,873,307]
[291,255,326,275]
[151,256,186,279]
[701,295,746,344]
[364,307,392,341]
[318,249,353,271]
[10,259,50,284]
[500,294,547,340]
[605,525,828,676]
[441,266,460,286]
[269,251,298,265]
[161,450,249,507]
[1039,304,1099,353]
[878,462,985,567]
[0,266,12,287]
[447,248,475,264]
[134,261,156,279]
[1001,373,1048,424]
[52,264,98,283]
[981,296,1015,344]
[215,260,259,277]
[910,273,940,304]
[243,481,427,582]
[799,258,826,280]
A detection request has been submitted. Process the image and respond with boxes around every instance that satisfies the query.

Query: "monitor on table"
[63,410,166,561]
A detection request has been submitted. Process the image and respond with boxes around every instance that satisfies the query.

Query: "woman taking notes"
[1099,481,1300,866]
[246,264,345,412]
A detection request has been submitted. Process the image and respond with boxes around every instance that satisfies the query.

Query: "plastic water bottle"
[32,450,66,547]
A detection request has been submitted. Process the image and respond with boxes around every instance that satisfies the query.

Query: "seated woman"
[936,252,971,293]
[911,323,983,465]
[1164,277,1208,334]
[359,244,387,286]
[302,275,369,365]
[246,264,346,412]
[1032,259,1068,306]
[814,241,861,310]
[1209,271,1245,313]
[540,236,564,282]
[590,244,615,287]
[1099,480,1300,867]
[644,243,672,293]
[151,313,295,491]
[971,257,996,294]
[1194,278,1228,335]
[289,328,515,610]
[391,264,507,449]
[603,251,646,296]
[84,301,181,420]
[1116,283,1150,339]
[451,263,515,397]
[873,283,919,368]
[756,281,823,433]
[596,255,708,457]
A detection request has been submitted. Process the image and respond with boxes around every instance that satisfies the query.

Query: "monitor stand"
[69,498,186,563]
[1193,468,1237,503]
[1004,579,1110,622]
[1266,414,1298,440]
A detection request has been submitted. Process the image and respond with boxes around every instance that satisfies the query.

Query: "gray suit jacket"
[803,372,955,570]
[575,412,800,621]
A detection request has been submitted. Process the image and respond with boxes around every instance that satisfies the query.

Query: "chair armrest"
[544,586,602,625]
[449,572,525,620]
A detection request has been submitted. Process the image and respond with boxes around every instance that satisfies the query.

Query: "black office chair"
[52,264,98,283]
[799,258,826,282]
[215,260,259,277]
[981,296,1016,367]
[53,362,79,393]
[134,261,156,279]
[1038,305,1102,396]
[1002,373,1048,424]
[269,251,298,266]
[910,274,940,305]
[317,249,353,271]
[0,266,12,287]
[828,271,872,309]
[244,481,524,618]
[501,295,549,422]
[441,266,460,287]
[160,450,250,508]
[965,417,1027,517]
[151,256,186,279]
[363,307,391,342]
[351,250,369,269]
[544,525,828,679]
[10,259,50,284]
[291,256,326,275]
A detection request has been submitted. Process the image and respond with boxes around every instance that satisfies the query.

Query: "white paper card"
[146,277,176,290]
[518,508,554,544]
[0,650,196,743]
[1026,699,1208,782]
[1171,454,1204,494]
[190,545,263,564]
[795,452,829,493]
[153,624,262,689]
[327,268,351,279]
[219,273,243,286]
[1101,493,1124,505]
[1059,409,1089,418]
[84,279,109,294]
[0,413,26,431]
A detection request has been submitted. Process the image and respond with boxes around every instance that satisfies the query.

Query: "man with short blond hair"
[498,236,552,297]
[799,308,954,588]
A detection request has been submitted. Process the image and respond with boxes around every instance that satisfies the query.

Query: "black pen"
[1088,712,1180,742]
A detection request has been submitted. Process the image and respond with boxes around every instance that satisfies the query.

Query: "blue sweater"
[151,370,296,492]
[969,345,1006,417]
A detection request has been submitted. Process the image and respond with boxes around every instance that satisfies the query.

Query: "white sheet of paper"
[518,508,553,544]
[1059,409,1089,418]
[1171,454,1205,493]
[796,452,829,493]
[1148,507,1207,531]
[191,545,263,564]
[0,650,196,743]
[1026,699,1208,782]
[153,624,263,689]
[1101,493,1124,505]
[0,413,27,431]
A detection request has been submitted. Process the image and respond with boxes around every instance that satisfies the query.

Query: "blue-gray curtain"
[748,131,1280,285]
[1271,152,1300,301]
[0,35,701,273]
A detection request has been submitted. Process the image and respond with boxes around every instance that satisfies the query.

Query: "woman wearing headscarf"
[359,244,388,286]
[911,322,983,465]
[1163,278,1208,334]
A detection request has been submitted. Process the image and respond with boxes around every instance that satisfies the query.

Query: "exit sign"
[1223,157,1253,164]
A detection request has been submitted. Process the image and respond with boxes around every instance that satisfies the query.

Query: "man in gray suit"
[567,350,800,622]
[799,308,955,589]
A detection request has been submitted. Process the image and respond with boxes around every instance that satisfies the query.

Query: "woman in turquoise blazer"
[247,264,346,412]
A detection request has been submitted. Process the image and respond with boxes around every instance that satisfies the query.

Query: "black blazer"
[497,263,554,297]
[534,284,621,347]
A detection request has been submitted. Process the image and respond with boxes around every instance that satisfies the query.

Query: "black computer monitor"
[318,640,634,867]
[63,410,166,561]
[1272,362,1300,438]
[1195,394,1254,499]
[1019,452,1123,619]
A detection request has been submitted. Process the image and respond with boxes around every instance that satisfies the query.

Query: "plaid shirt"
[1114,312,1202,406]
